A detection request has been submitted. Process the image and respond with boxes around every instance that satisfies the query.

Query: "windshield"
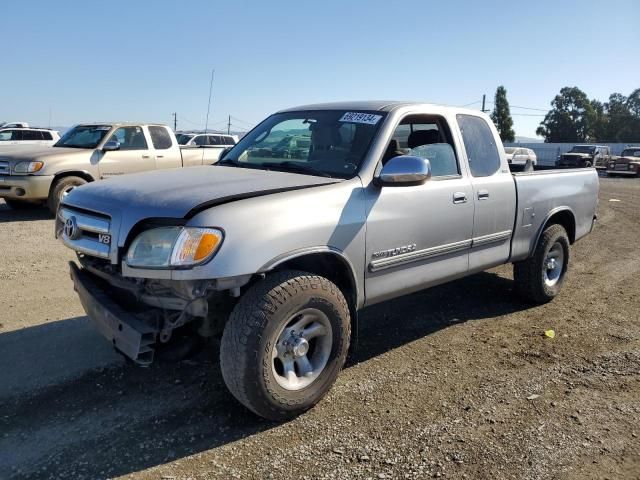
[176,134,194,145]
[219,110,386,178]
[570,146,596,154]
[504,147,516,154]
[621,149,640,157]
[55,125,112,149]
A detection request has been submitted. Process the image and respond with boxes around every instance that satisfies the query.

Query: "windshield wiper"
[217,158,240,167]
[216,159,265,170]
[261,161,333,178]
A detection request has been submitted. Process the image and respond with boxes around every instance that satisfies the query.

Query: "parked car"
[176,132,238,146]
[0,127,60,148]
[557,145,611,168]
[272,134,312,159]
[56,101,598,421]
[0,123,224,212]
[504,147,537,166]
[606,147,640,177]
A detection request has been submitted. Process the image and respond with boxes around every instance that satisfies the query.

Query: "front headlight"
[126,227,223,268]
[13,161,44,173]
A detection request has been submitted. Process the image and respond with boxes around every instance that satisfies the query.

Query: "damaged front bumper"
[70,261,158,365]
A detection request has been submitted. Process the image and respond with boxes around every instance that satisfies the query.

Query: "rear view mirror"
[377,156,431,187]
[102,140,120,152]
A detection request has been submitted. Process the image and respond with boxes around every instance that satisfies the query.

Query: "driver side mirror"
[102,140,120,152]
[376,156,431,187]
[219,147,232,160]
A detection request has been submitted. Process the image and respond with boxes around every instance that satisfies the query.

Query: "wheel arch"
[531,207,576,256]
[260,247,361,311]
[49,170,95,192]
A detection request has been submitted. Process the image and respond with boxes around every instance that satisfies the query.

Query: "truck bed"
[509,167,599,262]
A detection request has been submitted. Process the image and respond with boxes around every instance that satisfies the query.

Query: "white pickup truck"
[0,123,226,213]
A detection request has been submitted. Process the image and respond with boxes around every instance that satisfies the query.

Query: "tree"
[490,86,515,143]
[536,87,596,142]
[603,93,632,142]
[590,99,608,142]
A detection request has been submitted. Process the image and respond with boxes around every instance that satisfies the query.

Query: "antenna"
[204,69,215,134]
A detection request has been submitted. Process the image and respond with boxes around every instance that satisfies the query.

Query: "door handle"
[477,190,490,200]
[453,192,467,204]
[142,155,150,159]
[156,155,164,159]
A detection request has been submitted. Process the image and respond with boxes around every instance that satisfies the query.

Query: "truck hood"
[0,146,89,163]
[613,156,640,164]
[62,165,342,220]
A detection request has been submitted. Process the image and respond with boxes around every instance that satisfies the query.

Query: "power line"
[486,101,548,112]
[230,115,257,127]
[459,100,482,107]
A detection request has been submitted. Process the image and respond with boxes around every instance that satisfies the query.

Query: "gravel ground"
[0,177,639,480]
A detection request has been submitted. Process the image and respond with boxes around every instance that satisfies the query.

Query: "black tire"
[48,176,87,213]
[3,198,41,210]
[220,270,351,421]
[513,224,570,304]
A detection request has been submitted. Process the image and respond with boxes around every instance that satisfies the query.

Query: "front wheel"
[220,270,351,421]
[48,176,87,213]
[513,224,570,304]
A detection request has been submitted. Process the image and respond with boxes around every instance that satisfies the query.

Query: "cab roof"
[277,101,480,115]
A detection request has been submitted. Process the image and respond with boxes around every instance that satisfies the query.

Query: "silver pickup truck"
[0,123,224,213]
[56,102,599,420]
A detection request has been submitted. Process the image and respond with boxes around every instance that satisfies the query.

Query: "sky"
[1,0,638,138]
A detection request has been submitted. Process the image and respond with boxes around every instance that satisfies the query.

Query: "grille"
[58,207,112,259]
[0,160,9,175]
[615,164,629,171]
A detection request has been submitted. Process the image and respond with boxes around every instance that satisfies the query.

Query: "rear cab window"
[149,126,173,150]
[456,114,501,177]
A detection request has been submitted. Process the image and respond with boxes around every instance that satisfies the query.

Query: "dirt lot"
[0,178,639,480]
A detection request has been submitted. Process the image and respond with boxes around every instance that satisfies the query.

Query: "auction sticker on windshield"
[339,112,383,125]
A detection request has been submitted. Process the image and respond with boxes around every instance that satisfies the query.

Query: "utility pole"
[481,94,487,113]
[172,112,177,131]
[227,115,231,135]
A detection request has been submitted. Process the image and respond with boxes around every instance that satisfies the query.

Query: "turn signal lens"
[194,232,221,261]
[171,228,223,266]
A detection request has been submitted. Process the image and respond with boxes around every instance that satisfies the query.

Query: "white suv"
[176,132,238,146]
[0,128,60,147]
[504,147,537,166]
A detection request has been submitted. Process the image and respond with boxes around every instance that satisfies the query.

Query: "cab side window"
[108,126,148,150]
[456,114,501,177]
[383,115,459,177]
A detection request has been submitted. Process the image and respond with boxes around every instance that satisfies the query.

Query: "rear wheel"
[220,270,351,421]
[48,176,87,213]
[3,198,41,210]
[513,224,570,304]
